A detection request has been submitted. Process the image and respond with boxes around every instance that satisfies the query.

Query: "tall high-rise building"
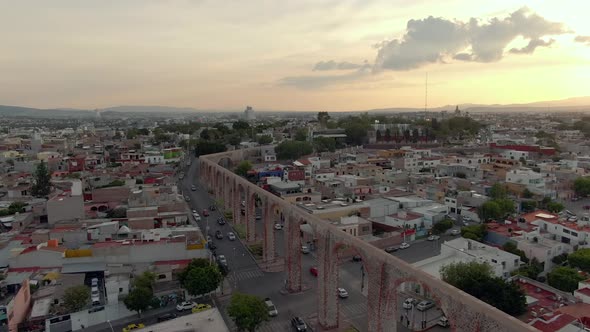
[244,106,256,121]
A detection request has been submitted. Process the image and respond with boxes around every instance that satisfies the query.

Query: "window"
[491,259,497,263]
[571,231,578,237]
[158,274,166,280]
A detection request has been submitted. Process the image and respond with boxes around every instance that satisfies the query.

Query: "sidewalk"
[79,305,177,332]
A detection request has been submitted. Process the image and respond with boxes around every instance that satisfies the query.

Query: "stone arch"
[245,188,260,242]
[261,200,283,263]
[284,213,313,293]
[217,156,233,169]
[224,174,232,211]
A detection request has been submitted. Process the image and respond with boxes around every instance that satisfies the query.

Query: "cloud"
[373,7,568,70]
[509,38,555,54]
[574,35,590,46]
[279,66,371,89]
[313,60,366,71]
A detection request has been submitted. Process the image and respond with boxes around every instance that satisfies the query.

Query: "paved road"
[181,157,448,332]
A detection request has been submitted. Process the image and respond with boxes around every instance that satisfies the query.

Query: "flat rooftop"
[136,308,229,332]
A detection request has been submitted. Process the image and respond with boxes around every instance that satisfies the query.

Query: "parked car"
[384,246,398,253]
[256,215,262,220]
[122,323,145,332]
[416,300,434,311]
[337,288,349,298]
[176,301,196,311]
[309,266,318,277]
[157,313,177,322]
[215,230,224,239]
[402,298,415,309]
[184,196,190,202]
[217,255,227,266]
[437,316,450,327]
[210,205,216,211]
[193,213,201,221]
[91,287,99,297]
[301,245,310,254]
[228,232,236,241]
[427,235,440,241]
[217,217,226,225]
[352,255,362,262]
[291,316,307,331]
[399,242,410,249]
[91,278,98,287]
[191,185,196,191]
[462,216,472,222]
[450,229,461,236]
[202,209,209,217]
[207,241,217,250]
[265,298,278,317]
[191,303,212,313]
[274,223,283,230]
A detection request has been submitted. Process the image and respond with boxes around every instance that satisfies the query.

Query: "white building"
[506,169,545,191]
[513,230,573,272]
[531,216,590,247]
[244,106,256,121]
[500,150,529,161]
[413,238,522,279]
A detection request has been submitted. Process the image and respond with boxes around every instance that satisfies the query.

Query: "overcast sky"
[1,0,589,111]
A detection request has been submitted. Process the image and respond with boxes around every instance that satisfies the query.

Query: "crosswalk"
[228,267,265,283]
[341,301,368,320]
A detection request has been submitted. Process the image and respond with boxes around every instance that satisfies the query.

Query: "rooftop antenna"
[425,72,428,112]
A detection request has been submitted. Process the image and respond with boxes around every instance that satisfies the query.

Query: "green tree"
[227,293,269,332]
[568,248,590,273]
[31,160,51,197]
[133,271,156,290]
[574,177,590,197]
[522,189,534,199]
[480,201,502,220]
[490,183,507,199]
[440,261,526,316]
[124,287,153,317]
[547,266,585,293]
[227,134,242,147]
[62,285,90,312]
[521,201,537,212]
[502,241,529,263]
[432,219,454,235]
[179,258,223,297]
[233,120,251,131]
[313,137,336,153]
[546,201,564,213]
[461,224,487,242]
[294,128,308,141]
[195,140,227,156]
[275,140,313,160]
[235,161,253,177]
[344,122,368,145]
[317,111,331,128]
[256,135,273,145]
[511,258,543,279]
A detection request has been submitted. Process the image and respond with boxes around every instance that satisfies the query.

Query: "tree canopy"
[275,140,313,160]
[568,248,590,273]
[124,286,152,316]
[432,219,453,235]
[227,293,269,332]
[195,140,227,156]
[235,161,253,177]
[313,137,336,153]
[317,112,330,128]
[31,160,51,198]
[294,128,308,141]
[547,266,585,293]
[256,135,273,145]
[440,261,526,316]
[179,258,223,297]
[62,285,90,312]
[461,224,487,242]
[502,241,529,264]
[574,177,590,197]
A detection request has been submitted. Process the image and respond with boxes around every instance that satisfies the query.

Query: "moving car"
[399,242,410,249]
[450,229,461,236]
[291,316,307,331]
[416,300,434,311]
[256,215,262,220]
[228,232,236,241]
[265,298,278,317]
[207,241,217,250]
[215,230,224,239]
[184,196,190,202]
[402,298,415,309]
[309,266,318,277]
[352,255,362,262]
[193,213,201,221]
[437,316,450,327]
[301,245,310,254]
[337,288,349,298]
[176,301,196,311]
[91,278,98,287]
[384,246,398,253]
[191,303,212,313]
[91,287,99,297]
[217,217,226,225]
[202,209,209,217]
[210,205,216,211]
[191,185,196,191]
[122,323,145,332]
[274,223,283,230]
[157,313,177,322]
[217,255,227,266]
[427,235,440,241]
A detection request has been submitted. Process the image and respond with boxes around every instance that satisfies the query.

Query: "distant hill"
[0,105,94,118]
[102,105,198,113]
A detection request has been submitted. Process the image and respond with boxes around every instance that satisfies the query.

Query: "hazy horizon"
[1,1,589,112]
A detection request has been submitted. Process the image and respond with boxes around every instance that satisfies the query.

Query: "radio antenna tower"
[424,72,428,112]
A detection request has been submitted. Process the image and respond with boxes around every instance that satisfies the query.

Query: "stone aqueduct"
[199,148,536,332]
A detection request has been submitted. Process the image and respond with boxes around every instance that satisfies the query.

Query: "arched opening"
[218,157,233,169]
[394,278,450,330]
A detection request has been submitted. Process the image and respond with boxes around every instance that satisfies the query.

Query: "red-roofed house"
[575,279,590,304]
[530,313,577,332]
[385,211,424,229]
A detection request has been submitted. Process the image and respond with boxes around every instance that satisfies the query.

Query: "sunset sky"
[1,0,589,111]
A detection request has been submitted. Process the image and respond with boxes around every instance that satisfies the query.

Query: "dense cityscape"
[0,107,590,332]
